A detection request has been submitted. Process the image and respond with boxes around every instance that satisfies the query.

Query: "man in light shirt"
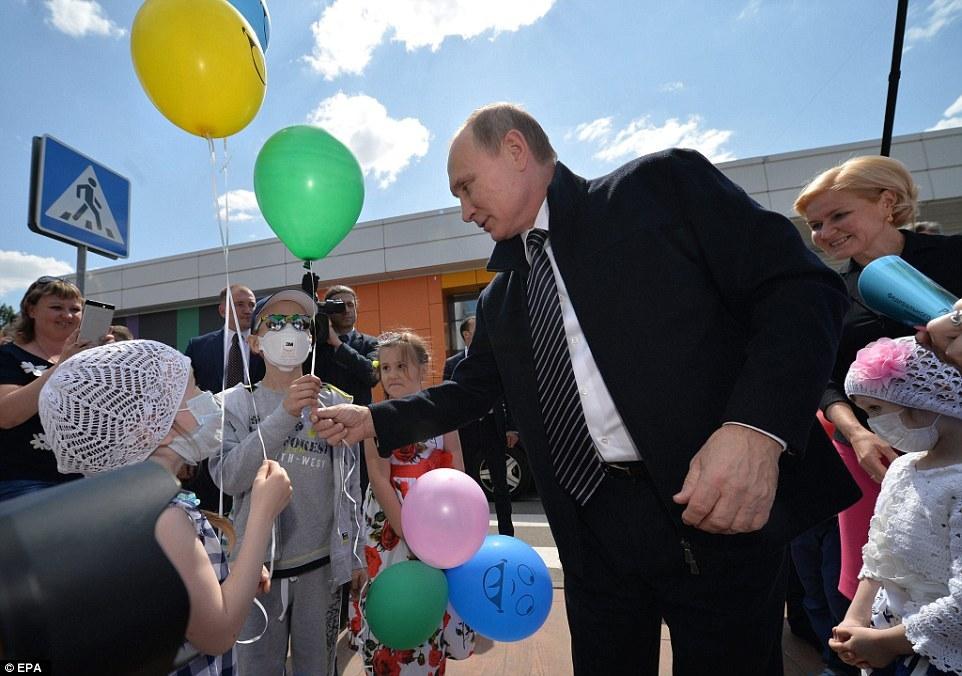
[313,103,859,674]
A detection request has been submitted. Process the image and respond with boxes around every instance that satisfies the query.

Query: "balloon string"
[205,133,276,582]
[310,258,319,376]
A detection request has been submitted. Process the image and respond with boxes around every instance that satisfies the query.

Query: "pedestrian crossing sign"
[28,135,130,259]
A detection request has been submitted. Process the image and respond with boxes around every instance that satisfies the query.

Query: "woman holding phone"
[0,276,108,501]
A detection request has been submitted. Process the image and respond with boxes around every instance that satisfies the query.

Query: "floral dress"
[349,435,476,675]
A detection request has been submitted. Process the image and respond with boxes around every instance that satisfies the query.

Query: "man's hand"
[327,324,342,348]
[672,425,781,534]
[312,404,374,445]
[830,625,906,670]
[506,431,520,448]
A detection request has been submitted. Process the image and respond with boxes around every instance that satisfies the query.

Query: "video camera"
[301,271,346,338]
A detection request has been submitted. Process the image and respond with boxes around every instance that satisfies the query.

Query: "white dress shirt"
[522,200,785,463]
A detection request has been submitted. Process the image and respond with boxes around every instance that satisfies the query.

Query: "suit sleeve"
[667,149,848,453]
[331,335,379,387]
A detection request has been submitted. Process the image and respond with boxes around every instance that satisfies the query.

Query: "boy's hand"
[283,374,322,417]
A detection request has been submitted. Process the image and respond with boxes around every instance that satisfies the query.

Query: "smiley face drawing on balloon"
[482,558,537,616]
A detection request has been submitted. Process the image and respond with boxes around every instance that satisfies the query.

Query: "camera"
[301,272,347,337]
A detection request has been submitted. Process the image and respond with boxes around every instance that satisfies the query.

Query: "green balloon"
[253,125,364,261]
[365,561,449,650]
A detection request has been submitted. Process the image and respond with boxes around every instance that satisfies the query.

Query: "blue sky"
[2,0,961,307]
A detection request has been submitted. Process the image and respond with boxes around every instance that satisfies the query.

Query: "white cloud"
[572,114,735,163]
[304,0,556,79]
[217,189,261,223]
[658,81,685,93]
[944,93,962,118]
[906,0,962,44]
[307,93,430,189]
[737,0,762,21]
[926,93,962,130]
[567,117,613,143]
[44,0,126,38]
[0,251,74,297]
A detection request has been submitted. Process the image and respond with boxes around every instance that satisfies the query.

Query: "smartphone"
[78,300,115,344]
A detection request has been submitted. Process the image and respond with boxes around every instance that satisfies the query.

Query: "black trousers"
[459,414,513,536]
[563,472,787,675]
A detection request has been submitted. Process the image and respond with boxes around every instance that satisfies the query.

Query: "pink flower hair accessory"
[849,337,913,388]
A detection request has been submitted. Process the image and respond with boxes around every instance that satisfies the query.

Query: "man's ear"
[248,333,262,355]
[502,129,529,169]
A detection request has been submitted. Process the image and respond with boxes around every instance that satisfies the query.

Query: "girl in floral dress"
[350,330,477,675]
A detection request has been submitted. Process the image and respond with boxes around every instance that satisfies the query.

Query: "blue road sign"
[29,135,130,259]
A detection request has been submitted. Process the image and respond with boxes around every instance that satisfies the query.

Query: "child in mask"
[37,339,292,676]
[830,336,962,675]
[349,330,478,674]
[210,289,365,675]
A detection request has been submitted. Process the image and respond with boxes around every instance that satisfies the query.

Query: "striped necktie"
[525,228,605,505]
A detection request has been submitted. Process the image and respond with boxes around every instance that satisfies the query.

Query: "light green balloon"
[365,561,449,650]
[253,125,364,261]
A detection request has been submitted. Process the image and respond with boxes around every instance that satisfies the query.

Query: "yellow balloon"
[131,0,267,138]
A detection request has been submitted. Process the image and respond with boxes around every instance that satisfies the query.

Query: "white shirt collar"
[521,199,551,262]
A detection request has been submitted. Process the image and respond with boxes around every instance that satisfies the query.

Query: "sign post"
[28,135,131,290]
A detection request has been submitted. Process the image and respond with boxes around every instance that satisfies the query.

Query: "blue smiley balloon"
[228,0,271,51]
[445,535,553,641]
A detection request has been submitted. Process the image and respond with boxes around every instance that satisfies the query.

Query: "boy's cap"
[253,289,317,329]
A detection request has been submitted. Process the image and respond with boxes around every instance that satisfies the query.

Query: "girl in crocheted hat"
[830,336,962,675]
[38,339,293,676]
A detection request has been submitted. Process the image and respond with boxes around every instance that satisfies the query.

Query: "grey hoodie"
[211,382,364,590]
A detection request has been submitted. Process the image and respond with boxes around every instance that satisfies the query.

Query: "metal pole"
[76,245,87,295]
[880,0,909,157]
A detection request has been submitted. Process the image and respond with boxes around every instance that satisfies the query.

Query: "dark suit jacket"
[184,328,265,393]
[445,350,508,463]
[370,150,860,576]
[306,329,379,405]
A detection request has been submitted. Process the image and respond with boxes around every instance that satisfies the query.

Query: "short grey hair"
[462,103,557,164]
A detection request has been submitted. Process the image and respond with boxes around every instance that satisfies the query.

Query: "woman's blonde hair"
[794,155,919,227]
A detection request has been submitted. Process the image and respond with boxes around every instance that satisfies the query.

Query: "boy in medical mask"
[211,289,365,675]
[37,339,292,676]
[829,336,962,675]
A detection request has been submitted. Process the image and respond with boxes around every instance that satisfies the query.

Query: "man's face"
[219,287,256,332]
[461,318,476,348]
[329,292,357,334]
[448,130,532,242]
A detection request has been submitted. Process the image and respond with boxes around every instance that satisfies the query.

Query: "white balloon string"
[205,133,275,575]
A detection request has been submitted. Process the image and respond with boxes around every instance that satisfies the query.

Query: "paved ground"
[334,497,827,675]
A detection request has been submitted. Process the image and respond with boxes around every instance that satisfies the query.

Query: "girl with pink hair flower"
[830,337,962,675]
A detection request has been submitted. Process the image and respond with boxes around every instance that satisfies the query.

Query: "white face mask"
[258,326,312,371]
[168,391,223,465]
[867,409,941,453]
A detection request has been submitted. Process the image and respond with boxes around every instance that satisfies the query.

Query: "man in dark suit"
[313,103,859,674]
[305,283,379,491]
[444,315,515,536]
[183,283,265,512]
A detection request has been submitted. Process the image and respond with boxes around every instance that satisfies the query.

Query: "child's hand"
[350,568,366,600]
[251,459,293,519]
[283,375,322,417]
[257,565,271,595]
[830,625,901,670]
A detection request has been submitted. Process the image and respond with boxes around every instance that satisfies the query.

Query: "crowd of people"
[2,102,961,676]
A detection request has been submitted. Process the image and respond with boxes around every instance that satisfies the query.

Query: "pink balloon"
[401,468,490,569]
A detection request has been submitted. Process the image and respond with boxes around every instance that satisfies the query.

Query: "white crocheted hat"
[844,336,962,420]
[39,340,192,474]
